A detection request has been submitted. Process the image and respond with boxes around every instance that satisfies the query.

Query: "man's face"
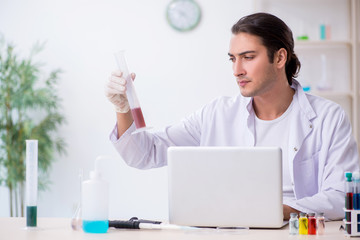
[228,33,278,98]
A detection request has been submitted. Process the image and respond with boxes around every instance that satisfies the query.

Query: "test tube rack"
[344,209,360,236]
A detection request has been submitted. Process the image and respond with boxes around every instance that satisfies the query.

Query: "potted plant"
[0,36,66,217]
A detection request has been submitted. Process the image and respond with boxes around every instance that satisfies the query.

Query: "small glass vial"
[289,213,299,235]
[308,213,317,235]
[71,169,83,230]
[299,212,308,235]
[317,213,325,235]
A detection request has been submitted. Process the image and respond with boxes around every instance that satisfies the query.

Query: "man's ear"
[275,48,287,69]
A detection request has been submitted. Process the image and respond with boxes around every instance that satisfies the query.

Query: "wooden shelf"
[295,40,351,48]
[310,90,353,99]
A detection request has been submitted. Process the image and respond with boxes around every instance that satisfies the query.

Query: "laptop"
[167,146,285,228]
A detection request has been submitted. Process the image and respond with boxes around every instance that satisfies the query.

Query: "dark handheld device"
[109,217,162,229]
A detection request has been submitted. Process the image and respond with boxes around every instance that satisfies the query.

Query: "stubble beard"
[238,67,277,98]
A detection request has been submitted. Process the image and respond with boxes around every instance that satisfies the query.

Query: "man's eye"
[244,56,254,60]
[229,57,235,62]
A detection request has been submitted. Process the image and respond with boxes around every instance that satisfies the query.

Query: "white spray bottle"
[82,156,109,233]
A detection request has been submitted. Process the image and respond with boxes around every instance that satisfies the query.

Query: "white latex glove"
[105,70,135,113]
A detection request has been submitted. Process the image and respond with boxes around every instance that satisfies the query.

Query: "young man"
[105,13,359,220]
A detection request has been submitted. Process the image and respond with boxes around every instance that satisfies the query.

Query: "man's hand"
[283,204,300,220]
[105,70,135,113]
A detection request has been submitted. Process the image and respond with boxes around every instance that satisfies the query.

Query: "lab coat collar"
[291,79,316,121]
[243,79,316,121]
[243,97,255,146]
[245,96,253,115]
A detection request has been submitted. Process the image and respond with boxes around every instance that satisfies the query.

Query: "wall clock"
[166,0,201,32]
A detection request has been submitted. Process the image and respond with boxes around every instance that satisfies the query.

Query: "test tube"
[26,140,38,228]
[114,51,148,132]
[353,172,360,210]
[345,172,353,222]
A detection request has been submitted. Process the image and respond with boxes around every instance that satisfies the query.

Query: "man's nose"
[233,60,246,77]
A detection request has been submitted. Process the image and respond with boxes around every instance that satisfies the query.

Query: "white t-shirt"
[254,100,295,202]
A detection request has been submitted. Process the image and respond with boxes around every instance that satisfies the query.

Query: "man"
[105,13,359,220]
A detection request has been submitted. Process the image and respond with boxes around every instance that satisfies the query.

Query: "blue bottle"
[320,24,326,40]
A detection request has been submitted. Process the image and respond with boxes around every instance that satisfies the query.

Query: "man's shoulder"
[209,94,250,108]
[197,95,249,119]
[293,80,346,119]
[304,92,346,118]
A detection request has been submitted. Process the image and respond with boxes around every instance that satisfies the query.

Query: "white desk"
[0,217,346,240]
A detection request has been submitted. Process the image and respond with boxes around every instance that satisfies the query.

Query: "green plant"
[0,36,66,217]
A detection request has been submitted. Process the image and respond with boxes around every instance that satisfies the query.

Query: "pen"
[108,220,197,230]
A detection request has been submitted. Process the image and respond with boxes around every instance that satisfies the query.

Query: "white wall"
[0,0,253,220]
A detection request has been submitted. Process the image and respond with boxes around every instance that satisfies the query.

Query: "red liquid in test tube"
[346,192,354,209]
[131,107,146,129]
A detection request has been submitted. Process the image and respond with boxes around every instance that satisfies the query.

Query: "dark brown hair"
[231,12,300,85]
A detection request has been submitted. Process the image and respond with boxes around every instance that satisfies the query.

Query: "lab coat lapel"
[288,80,316,198]
[246,98,255,146]
[288,107,314,182]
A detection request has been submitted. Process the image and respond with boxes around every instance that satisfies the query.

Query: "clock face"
[166,0,201,32]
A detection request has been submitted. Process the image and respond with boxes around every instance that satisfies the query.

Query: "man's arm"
[283,204,300,220]
[109,97,213,169]
[287,102,359,220]
[116,111,133,138]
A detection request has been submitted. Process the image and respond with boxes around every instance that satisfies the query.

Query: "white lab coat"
[110,80,359,220]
